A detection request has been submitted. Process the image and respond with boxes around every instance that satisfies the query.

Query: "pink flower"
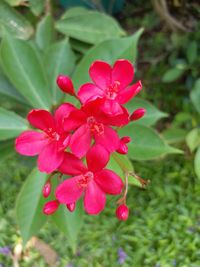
[63,98,129,158]
[15,103,76,173]
[78,59,142,116]
[56,145,124,215]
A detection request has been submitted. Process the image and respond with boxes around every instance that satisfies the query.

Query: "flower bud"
[66,202,76,212]
[43,200,59,215]
[117,136,131,154]
[56,75,75,96]
[130,108,146,121]
[116,204,129,221]
[42,181,51,198]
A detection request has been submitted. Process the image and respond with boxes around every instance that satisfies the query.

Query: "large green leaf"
[35,14,55,51]
[119,124,182,160]
[29,0,45,16]
[16,168,48,244]
[0,1,33,40]
[190,79,200,114]
[186,128,200,152]
[56,9,125,45]
[0,35,51,109]
[0,108,28,140]
[73,29,143,88]
[44,39,76,105]
[52,201,84,253]
[162,127,187,144]
[126,97,168,126]
[0,66,27,104]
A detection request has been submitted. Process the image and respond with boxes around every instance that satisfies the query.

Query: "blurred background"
[0,0,200,266]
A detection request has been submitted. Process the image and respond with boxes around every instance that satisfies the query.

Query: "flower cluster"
[15,59,146,220]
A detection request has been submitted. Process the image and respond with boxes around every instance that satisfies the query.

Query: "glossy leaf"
[194,147,200,180]
[35,14,55,51]
[186,128,200,152]
[0,66,27,105]
[190,79,200,114]
[0,1,33,40]
[119,124,182,160]
[56,9,125,44]
[126,97,168,126]
[0,108,28,140]
[16,168,48,244]
[73,29,143,88]
[52,201,84,252]
[0,35,51,109]
[44,39,76,105]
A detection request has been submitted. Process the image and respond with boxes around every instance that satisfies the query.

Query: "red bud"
[66,202,76,212]
[116,204,129,221]
[56,75,75,96]
[43,200,59,215]
[42,181,51,198]
[121,136,131,144]
[130,108,146,121]
[117,136,131,154]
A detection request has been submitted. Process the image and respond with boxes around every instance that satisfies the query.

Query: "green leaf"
[108,153,133,177]
[0,35,51,109]
[119,124,182,160]
[61,7,89,19]
[162,66,186,83]
[56,9,125,44]
[0,140,14,163]
[190,78,200,114]
[70,38,91,54]
[186,41,197,64]
[44,39,76,105]
[4,0,22,6]
[73,29,143,88]
[29,0,45,16]
[15,168,48,245]
[126,97,168,126]
[0,107,28,140]
[52,201,84,252]
[35,14,55,51]
[186,128,200,152]
[194,147,200,179]
[162,127,187,144]
[0,66,27,105]
[0,1,33,40]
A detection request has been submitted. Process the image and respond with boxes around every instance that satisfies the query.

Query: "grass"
[0,154,200,267]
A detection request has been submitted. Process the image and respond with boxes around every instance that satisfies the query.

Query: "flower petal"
[38,141,64,173]
[100,99,123,116]
[56,176,83,204]
[100,106,130,127]
[95,169,123,195]
[58,152,87,175]
[15,130,48,156]
[70,124,91,158]
[78,83,105,104]
[63,109,87,132]
[94,126,120,153]
[89,60,112,89]
[54,103,76,130]
[27,109,55,131]
[116,80,142,104]
[112,59,134,90]
[86,144,110,173]
[84,180,106,215]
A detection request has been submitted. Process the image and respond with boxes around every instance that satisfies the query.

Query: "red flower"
[63,98,129,158]
[56,145,124,215]
[78,59,142,116]
[15,104,76,173]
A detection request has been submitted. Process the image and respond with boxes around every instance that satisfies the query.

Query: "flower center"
[87,116,104,135]
[77,171,94,188]
[106,81,120,99]
[46,128,60,141]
